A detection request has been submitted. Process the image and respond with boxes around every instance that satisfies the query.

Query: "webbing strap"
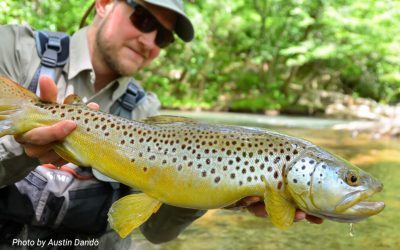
[110,80,146,119]
[28,31,70,95]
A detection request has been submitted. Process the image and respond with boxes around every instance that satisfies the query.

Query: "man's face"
[95,0,177,76]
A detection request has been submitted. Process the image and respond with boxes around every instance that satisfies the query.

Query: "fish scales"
[33,101,311,208]
[0,76,384,238]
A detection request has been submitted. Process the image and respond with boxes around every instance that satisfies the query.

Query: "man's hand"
[228,196,323,224]
[14,76,98,166]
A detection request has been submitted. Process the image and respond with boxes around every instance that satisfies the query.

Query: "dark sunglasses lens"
[130,6,158,32]
[156,29,174,48]
[130,5,175,48]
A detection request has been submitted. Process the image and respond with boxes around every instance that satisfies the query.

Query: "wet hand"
[14,76,99,166]
[228,196,324,224]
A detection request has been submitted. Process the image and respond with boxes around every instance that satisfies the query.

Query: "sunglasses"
[126,0,175,48]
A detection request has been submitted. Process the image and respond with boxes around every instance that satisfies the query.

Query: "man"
[0,0,322,248]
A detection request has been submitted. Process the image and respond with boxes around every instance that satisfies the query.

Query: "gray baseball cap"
[143,0,194,42]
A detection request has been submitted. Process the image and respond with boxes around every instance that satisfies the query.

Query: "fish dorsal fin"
[63,94,84,105]
[142,115,197,124]
[0,76,39,103]
[262,176,296,229]
[108,193,162,238]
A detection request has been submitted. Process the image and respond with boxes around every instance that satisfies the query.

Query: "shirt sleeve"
[0,24,38,85]
[139,204,207,244]
[0,25,40,186]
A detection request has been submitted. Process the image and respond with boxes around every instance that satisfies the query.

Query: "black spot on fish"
[214,177,221,183]
[293,179,298,183]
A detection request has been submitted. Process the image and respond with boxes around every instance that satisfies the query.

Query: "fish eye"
[345,171,360,186]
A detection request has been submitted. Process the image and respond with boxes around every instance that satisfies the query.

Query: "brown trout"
[0,76,384,238]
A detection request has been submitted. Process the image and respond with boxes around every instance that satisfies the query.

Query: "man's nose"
[138,30,158,49]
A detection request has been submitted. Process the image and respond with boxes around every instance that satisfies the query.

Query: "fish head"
[286,147,384,222]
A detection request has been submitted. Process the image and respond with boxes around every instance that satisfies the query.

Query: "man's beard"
[95,21,137,76]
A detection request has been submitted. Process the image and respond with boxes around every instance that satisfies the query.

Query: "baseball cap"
[80,1,194,42]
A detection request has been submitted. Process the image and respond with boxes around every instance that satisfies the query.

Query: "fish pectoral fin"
[263,178,296,229]
[141,115,197,124]
[108,193,162,238]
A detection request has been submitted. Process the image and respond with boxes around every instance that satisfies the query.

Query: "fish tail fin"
[108,193,162,238]
[0,76,42,137]
[0,76,39,102]
[0,99,30,137]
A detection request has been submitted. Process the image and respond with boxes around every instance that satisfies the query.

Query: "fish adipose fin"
[63,94,84,105]
[108,193,162,238]
[262,177,296,229]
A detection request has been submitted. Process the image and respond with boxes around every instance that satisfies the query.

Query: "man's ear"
[95,0,115,18]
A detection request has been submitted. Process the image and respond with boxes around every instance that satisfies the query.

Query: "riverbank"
[161,107,400,139]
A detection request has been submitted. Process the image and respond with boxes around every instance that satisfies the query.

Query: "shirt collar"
[65,26,93,80]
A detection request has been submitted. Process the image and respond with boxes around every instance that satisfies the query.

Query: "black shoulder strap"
[110,79,146,119]
[28,30,70,94]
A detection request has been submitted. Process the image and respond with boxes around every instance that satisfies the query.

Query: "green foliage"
[1,0,399,112]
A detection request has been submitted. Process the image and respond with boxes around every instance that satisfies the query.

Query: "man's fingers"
[305,214,323,224]
[15,120,76,145]
[87,102,100,110]
[39,75,58,103]
[247,202,268,217]
[294,210,307,221]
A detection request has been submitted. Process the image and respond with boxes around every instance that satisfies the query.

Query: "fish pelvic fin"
[108,193,162,238]
[0,76,39,103]
[262,176,296,229]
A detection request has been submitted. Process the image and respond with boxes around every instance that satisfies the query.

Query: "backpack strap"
[109,79,146,119]
[28,30,70,95]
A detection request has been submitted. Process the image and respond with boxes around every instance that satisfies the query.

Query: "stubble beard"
[95,21,138,77]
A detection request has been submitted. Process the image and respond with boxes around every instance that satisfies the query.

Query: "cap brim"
[144,0,194,42]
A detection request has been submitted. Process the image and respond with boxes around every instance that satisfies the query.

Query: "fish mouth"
[327,185,385,222]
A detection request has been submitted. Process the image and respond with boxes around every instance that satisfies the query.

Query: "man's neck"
[93,72,118,92]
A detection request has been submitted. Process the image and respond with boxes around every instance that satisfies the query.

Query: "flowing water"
[129,111,400,250]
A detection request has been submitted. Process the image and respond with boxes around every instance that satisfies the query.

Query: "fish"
[0,76,384,238]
